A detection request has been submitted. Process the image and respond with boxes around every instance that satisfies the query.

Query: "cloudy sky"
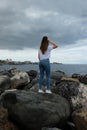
[0,0,87,64]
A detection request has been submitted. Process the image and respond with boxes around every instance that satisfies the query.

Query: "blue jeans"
[39,59,50,90]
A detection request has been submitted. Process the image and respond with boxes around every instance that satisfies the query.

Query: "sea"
[0,64,87,76]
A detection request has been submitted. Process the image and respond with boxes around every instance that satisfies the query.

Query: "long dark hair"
[40,36,49,54]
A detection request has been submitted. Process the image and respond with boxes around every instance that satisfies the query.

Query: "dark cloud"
[0,0,87,50]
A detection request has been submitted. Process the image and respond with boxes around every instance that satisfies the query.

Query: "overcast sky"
[0,0,87,64]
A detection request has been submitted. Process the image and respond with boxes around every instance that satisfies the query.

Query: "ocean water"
[0,64,87,76]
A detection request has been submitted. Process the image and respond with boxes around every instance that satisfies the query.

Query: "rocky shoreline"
[0,68,87,130]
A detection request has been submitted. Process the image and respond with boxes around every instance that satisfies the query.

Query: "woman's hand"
[48,39,58,49]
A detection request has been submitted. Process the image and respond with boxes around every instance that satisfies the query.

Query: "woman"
[38,36,58,94]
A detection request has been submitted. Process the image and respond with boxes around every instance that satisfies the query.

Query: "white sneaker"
[46,90,52,94]
[38,89,44,93]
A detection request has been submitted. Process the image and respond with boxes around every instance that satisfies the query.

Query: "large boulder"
[2,90,70,130]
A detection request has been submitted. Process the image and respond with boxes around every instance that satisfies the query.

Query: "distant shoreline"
[0,59,62,65]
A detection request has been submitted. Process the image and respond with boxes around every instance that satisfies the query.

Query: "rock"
[51,71,66,81]
[8,67,17,73]
[71,83,87,111]
[30,77,81,111]
[11,71,30,82]
[11,79,28,89]
[25,70,65,90]
[61,77,79,83]
[0,106,19,130]
[8,68,18,75]
[29,78,56,92]
[64,121,76,130]
[0,70,13,78]
[27,70,38,80]
[2,90,70,130]
[72,73,81,79]
[72,74,87,84]
[52,77,80,101]
[29,83,39,92]
[4,121,20,130]
[29,77,39,87]
[0,76,11,92]
[51,77,80,111]
[0,107,8,125]
[10,71,30,90]
[72,102,87,130]
[80,75,87,84]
